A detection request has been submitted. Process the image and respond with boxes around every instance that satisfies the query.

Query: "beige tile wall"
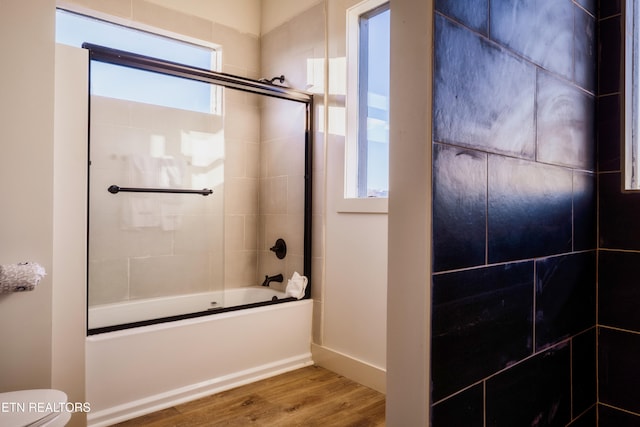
[260,2,326,315]
[88,96,226,304]
[257,97,308,290]
[88,89,268,304]
[224,89,261,289]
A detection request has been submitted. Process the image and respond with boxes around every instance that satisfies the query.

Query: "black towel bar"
[108,185,213,196]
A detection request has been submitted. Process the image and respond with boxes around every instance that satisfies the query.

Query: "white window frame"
[625,0,640,189]
[338,0,389,213]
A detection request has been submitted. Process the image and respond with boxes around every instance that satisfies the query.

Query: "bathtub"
[88,286,292,331]
[85,289,313,427]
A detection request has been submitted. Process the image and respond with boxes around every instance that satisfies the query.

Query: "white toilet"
[0,389,71,427]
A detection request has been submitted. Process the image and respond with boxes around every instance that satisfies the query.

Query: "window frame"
[339,0,390,213]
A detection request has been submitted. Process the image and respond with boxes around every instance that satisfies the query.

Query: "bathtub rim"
[87,294,299,336]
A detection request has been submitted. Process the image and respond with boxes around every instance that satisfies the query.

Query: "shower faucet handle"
[269,238,287,259]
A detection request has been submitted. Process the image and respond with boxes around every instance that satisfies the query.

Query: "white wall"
[311,0,388,392]
[0,8,88,427]
[52,44,89,427]
[0,0,55,391]
[386,0,433,424]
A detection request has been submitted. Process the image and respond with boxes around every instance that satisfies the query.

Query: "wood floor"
[113,365,386,426]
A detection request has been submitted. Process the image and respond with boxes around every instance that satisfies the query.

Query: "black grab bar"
[108,185,213,196]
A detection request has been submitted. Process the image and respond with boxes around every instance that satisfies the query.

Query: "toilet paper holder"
[0,262,46,293]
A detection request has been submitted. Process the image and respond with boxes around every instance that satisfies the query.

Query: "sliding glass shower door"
[87,59,227,324]
[84,43,312,333]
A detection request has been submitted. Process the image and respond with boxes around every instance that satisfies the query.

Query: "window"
[55,9,218,114]
[346,0,390,200]
[626,0,640,189]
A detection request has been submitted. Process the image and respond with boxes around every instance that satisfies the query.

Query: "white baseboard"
[87,353,313,427]
[311,343,386,393]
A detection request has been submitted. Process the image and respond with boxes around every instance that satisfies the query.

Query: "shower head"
[260,75,285,85]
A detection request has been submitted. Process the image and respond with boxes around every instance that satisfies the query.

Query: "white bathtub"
[86,290,313,427]
[88,286,290,330]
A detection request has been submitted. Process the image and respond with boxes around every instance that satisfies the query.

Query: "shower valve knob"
[269,238,287,259]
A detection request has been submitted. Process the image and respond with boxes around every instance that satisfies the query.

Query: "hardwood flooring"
[113,365,386,426]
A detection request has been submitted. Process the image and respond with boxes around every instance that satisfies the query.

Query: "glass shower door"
[87,61,226,329]
[84,44,313,333]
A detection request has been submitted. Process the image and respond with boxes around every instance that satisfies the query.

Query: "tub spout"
[262,274,283,287]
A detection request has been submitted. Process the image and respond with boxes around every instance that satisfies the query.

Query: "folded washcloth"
[0,262,46,293]
[285,271,308,299]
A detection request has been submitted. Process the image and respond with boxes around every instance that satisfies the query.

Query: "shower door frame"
[84,43,314,334]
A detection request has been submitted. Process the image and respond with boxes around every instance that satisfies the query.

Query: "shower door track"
[82,43,313,103]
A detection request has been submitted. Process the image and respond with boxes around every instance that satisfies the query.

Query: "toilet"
[0,389,71,426]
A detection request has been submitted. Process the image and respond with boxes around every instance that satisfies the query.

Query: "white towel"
[120,193,156,229]
[131,155,160,187]
[122,155,185,231]
[0,262,46,293]
[285,272,308,299]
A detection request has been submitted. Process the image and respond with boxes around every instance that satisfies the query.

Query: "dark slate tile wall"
[599,328,640,414]
[597,1,640,423]
[486,344,571,426]
[569,406,598,427]
[432,144,486,271]
[487,155,573,263]
[599,404,640,427]
[431,0,597,425]
[535,253,596,351]
[432,262,533,401]
[573,328,597,416]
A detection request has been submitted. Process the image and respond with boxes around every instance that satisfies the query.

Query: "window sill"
[336,197,388,214]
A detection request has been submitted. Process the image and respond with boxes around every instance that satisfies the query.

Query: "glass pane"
[87,64,309,331]
[87,70,226,329]
[359,6,390,197]
[91,61,213,113]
